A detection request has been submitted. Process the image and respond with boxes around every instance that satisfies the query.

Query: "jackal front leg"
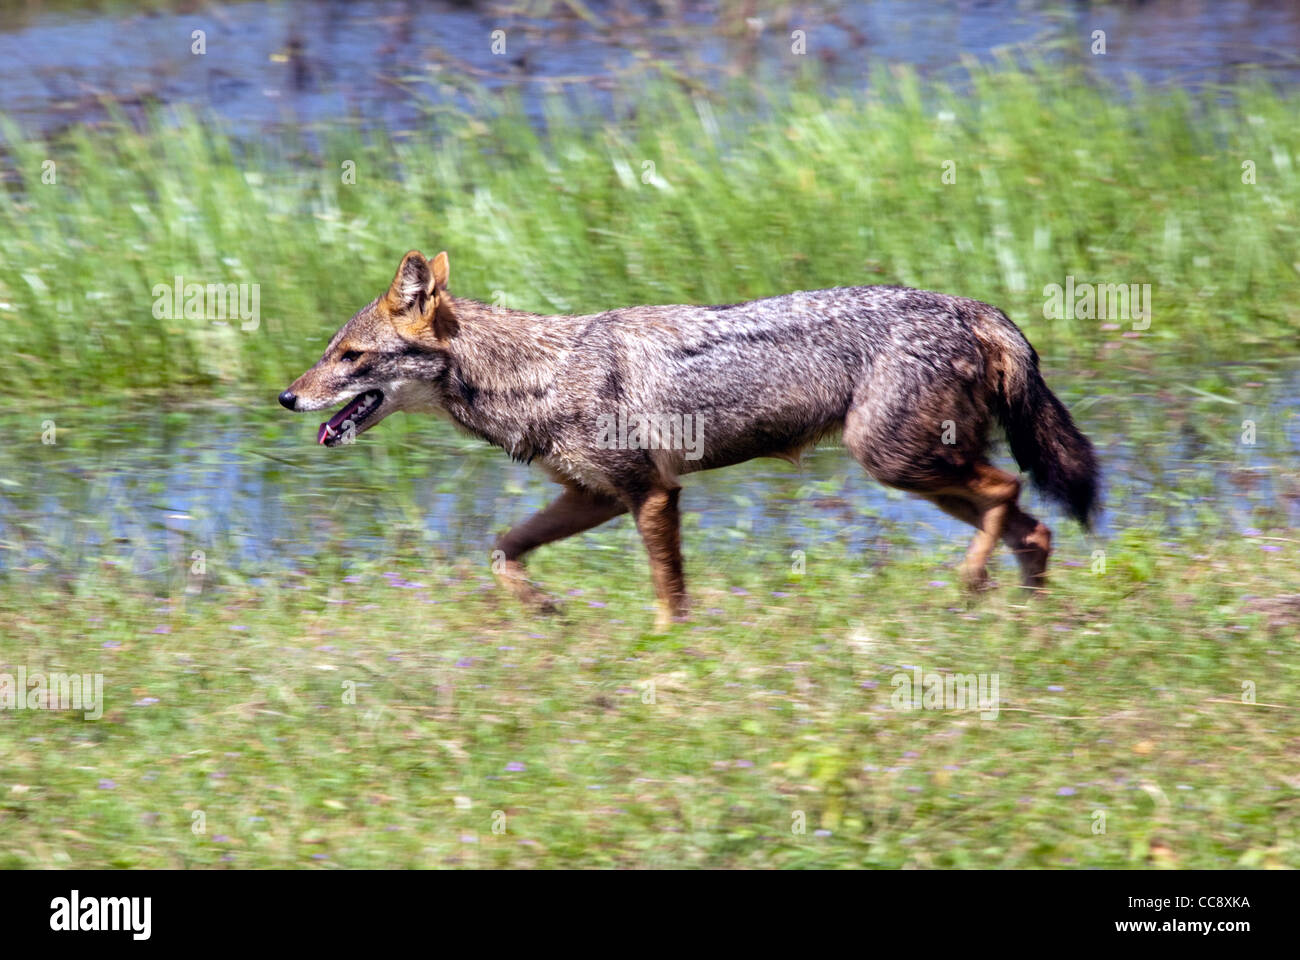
[493,485,627,612]
[632,485,687,629]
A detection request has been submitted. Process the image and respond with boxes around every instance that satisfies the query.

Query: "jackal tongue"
[318,392,377,445]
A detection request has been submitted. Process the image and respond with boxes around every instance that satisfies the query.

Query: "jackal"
[280,251,1099,625]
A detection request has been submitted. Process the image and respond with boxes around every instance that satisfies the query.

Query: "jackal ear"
[387,250,435,313]
[430,251,450,292]
[428,251,458,340]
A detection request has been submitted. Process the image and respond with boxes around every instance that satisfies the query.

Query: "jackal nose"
[278,390,298,411]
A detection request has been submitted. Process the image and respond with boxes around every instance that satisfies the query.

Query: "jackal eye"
[340,350,362,363]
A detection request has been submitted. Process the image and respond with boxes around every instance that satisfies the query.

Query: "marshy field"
[1,0,1298,871]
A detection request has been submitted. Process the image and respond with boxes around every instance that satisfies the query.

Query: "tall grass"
[1,62,1297,405]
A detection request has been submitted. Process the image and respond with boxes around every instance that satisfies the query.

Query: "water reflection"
[4,358,1297,583]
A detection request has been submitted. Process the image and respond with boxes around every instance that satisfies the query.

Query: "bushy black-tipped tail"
[996,346,1100,529]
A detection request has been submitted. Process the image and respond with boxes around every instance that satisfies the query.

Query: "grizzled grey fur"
[282,251,1100,622]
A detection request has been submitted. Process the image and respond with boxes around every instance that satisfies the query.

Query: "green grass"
[2,527,1297,868]
[1,61,1297,405]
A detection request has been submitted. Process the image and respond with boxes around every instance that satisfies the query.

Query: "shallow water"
[4,353,1297,583]
[2,0,1299,137]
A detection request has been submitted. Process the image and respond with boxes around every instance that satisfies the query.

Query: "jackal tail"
[991,326,1100,529]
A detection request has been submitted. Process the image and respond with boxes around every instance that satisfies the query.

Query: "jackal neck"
[437,297,574,461]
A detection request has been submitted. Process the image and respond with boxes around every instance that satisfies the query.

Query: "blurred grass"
[1,61,1297,406]
[2,527,1297,868]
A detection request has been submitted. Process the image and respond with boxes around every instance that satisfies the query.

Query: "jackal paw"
[960,565,993,594]
[530,592,564,615]
[1014,523,1052,591]
[515,584,564,616]
[652,601,690,631]
[496,561,563,615]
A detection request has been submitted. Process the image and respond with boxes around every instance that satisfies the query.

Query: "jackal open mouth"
[318,390,384,446]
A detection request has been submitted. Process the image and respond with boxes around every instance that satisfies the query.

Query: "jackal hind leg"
[921,466,1014,591]
[999,501,1052,590]
[843,380,1036,591]
[494,484,627,612]
[926,468,1051,591]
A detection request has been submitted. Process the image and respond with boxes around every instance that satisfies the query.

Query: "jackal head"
[279,250,459,446]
